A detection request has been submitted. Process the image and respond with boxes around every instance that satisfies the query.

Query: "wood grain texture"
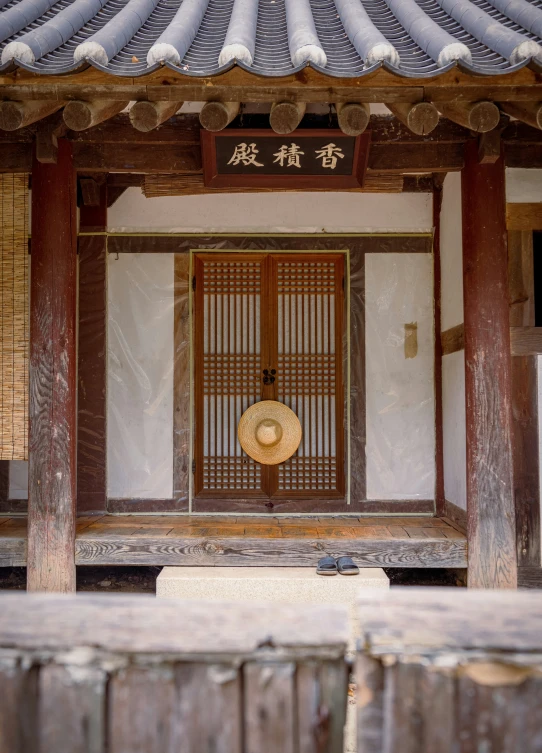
[440,323,464,355]
[509,231,541,569]
[433,180,445,517]
[357,588,542,651]
[356,655,385,753]
[506,203,542,231]
[510,326,542,355]
[77,235,107,514]
[0,593,349,655]
[28,139,77,592]
[0,657,38,753]
[518,566,542,589]
[0,515,467,567]
[244,662,297,753]
[173,254,191,510]
[173,663,242,753]
[108,666,175,753]
[39,665,106,753]
[462,139,517,588]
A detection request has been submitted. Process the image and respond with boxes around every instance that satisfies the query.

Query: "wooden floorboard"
[0,515,467,568]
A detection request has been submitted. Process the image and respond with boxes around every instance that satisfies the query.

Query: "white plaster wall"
[107,253,174,499]
[440,172,463,331]
[365,253,435,500]
[506,168,542,202]
[108,190,432,234]
[442,350,467,511]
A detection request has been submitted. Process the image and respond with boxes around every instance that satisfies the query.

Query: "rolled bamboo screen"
[0,174,29,460]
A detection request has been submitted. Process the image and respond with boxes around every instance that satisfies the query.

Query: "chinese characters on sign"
[203,130,370,188]
[227,142,346,170]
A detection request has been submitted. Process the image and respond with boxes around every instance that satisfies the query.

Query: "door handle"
[263,369,276,385]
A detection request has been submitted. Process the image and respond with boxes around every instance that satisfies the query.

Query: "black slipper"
[336,556,359,575]
[316,556,338,576]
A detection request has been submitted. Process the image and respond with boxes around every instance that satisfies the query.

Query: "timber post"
[27,139,77,592]
[461,139,517,589]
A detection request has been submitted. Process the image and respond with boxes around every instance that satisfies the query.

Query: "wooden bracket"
[36,113,69,164]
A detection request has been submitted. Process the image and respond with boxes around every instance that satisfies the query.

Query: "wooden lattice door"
[193,252,344,505]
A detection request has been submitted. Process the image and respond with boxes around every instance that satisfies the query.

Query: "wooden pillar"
[27,140,77,592]
[462,139,517,588]
[77,182,108,514]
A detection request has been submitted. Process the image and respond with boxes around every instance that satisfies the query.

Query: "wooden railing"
[356,589,542,753]
[0,594,349,753]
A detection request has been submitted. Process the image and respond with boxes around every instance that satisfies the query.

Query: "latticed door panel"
[275,255,344,497]
[193,252,344,500]
[194,254,265,497]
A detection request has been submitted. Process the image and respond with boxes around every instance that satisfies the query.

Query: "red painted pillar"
[462,139,517,588]
[27,140,77,592]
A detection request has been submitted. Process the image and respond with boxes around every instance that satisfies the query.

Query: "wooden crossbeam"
[0,100,64,131]
[64,100,129,131]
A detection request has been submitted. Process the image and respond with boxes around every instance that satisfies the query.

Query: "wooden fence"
[0,594,349,753]
[356,588,542,753]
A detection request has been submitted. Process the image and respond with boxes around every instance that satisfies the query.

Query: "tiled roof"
[1,0,542,78]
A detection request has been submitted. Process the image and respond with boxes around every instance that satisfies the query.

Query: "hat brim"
[238,401,302,465]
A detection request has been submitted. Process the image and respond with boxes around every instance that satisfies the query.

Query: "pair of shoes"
[316,556,360,576]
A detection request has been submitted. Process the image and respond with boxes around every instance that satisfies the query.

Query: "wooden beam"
[335,102,370,136]
[438,101,500,133]
[63,100,129,132]
[72,142,202,173]
[35,116,68,164]
[386,102,439,135]
[28,139,77,592]
[507,203,542,231]
[199,101,240,132]
[269,102,306,134]
[0,143,31,172]
[79,177,102,207]
[510,327,542,356]
[441,323,464,355]
[0,100,64,131]
[499,101,542,130]
[508,231,541,570]
[367,142,464,173]
[129,101,183,132]
[462,138,517,588]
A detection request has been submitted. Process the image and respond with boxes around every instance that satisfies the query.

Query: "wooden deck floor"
[0,515,467,568]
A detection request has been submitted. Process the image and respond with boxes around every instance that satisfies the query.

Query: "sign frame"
[201,129,371,189]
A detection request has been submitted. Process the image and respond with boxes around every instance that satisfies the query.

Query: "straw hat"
[238,401,302,465]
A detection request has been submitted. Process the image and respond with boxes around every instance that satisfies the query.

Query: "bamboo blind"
[0,174,29,460]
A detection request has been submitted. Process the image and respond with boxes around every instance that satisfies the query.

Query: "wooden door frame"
[72,232,434,516]
[191,251,346,510]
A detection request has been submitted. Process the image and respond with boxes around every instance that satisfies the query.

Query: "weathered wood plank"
[74,535,467,567]
[357,589,542,652]
[506,203,542,231]
[0,594,349,656]
[77,235,107,514]
[244,662,296,753]
[27,139,77,592]
[462,139,517,588]
[108,666,175,753]
[420,668,456,753]
[173,254,190,509]
[0,656,38,753]
[38,665,106,753]
[510,327,542,356]
[173,664,242,753]
[356,655,385,753]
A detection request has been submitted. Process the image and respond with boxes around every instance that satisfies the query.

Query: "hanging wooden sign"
[201,129,371,189]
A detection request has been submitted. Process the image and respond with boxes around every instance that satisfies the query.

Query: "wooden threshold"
[0,515,467,569]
